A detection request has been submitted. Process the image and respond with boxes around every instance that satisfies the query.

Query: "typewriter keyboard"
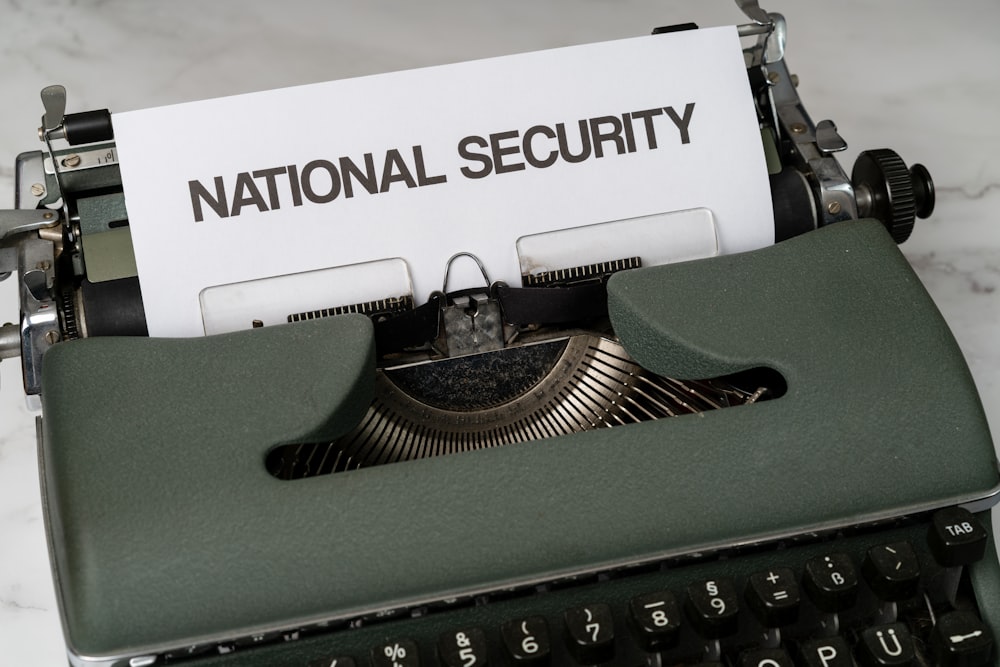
[173,508,996,667]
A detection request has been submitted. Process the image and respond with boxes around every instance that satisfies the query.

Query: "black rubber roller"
[770,167,818,242]
[79,277,148,337]
[64,109,114,145]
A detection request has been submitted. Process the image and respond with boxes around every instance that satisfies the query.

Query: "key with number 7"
[564,604,615,664]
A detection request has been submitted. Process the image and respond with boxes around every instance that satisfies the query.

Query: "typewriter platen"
[1,3,999,667]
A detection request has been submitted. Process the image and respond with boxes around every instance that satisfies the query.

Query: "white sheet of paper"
[113,26,773,337]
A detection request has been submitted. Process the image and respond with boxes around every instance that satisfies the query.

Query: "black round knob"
[852,149,935,244]
[909,162,935,219]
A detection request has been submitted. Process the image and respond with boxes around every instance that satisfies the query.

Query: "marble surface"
[1,1,998,664]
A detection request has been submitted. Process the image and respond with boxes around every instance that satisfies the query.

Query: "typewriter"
[1,2,997,666]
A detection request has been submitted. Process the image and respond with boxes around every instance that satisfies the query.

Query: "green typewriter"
[0,2,996,666]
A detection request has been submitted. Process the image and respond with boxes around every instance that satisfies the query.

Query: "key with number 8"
[629,591,681,651]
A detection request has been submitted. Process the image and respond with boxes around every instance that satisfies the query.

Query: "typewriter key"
[500,616,550,664]
[932,610,994,667]
[745,568,800,627]
[563,604,615,665]
[685,578,739,639]
[307,657,357,667]
[628,590,681,650]
[438,628,488,667]
[928,507,989,567]
[862,542,921,602]
[857,623,914,667]
[803,553,858,613]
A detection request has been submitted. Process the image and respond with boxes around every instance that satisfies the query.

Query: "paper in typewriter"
[113,26,774,337]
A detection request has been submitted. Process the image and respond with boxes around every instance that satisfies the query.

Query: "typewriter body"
[1,3,998,666]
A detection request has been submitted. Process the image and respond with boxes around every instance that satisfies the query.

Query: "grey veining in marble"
[1,1,998,664]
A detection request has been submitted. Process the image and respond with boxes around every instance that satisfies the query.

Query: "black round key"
[933,610,994,667]
[745,567,800,627]
[862,541,921,601]
[857,623,914,666]
[308,658,356,667]
[797,636,854,667]
[438,628,488,667]
[929,507,989,567]
[500,616,550,664]
[371,639,420,667]
[564,604,615,665]
[629,590,681,651]
[685,578,739,639]
[803,553,858,613]
[739,647,794,667]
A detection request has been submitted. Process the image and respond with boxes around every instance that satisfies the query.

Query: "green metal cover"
[38,219,997,660]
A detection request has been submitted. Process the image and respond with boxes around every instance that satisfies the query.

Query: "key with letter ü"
[857,623,914,666]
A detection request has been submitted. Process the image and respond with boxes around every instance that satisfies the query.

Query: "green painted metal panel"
[38,220,997,660]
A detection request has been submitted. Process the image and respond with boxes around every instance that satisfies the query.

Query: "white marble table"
[1,2,998,664]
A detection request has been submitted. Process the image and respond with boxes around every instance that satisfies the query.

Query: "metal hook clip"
[441,252,492,295]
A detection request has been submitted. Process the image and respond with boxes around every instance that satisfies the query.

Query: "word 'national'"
[188,146,446,222]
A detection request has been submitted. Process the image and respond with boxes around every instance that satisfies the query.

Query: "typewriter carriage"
[0,4,935,422]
